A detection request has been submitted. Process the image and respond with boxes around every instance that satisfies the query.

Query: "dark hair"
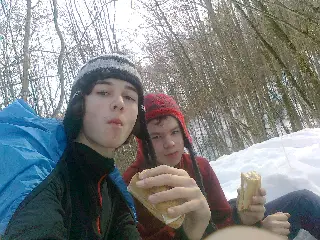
[137,104,157,168]
[63,71,104,141]
[147,115,168,126]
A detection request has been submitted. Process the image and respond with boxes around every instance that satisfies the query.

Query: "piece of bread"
[237,171,261,211]
[127,173,185,229]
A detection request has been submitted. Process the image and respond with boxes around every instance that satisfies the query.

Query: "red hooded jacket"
[123,153,234,239]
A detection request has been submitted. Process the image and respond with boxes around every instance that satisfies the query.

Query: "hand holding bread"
[128,165,211,240]
[237,171,266,225]
[238,171,262,211]
[128,172,185,228]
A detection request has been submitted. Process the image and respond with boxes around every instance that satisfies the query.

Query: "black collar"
[70,142,115,182]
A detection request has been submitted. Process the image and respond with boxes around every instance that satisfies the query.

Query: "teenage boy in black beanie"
[4,53,156,240]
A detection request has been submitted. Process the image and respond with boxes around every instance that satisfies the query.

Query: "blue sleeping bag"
[0,99,66,234]
[0,99,136,235]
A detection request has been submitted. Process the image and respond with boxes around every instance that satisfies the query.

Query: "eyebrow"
[150,126,180,136]
[171,126,180,132]
[95,80,137,93]
[96,80,112,86]
[125,85,138,94]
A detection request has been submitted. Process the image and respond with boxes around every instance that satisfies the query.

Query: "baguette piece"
[237,171,261,211]
[127,173,185,229]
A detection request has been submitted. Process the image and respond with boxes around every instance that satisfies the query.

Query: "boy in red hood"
[123,93,266,239]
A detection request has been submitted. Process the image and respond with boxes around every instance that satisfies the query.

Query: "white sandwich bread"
[127,173,185,229]
[237,171,261,211]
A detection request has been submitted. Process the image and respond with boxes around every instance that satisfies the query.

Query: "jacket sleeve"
[173,226,189,240]
[3,173,69,240]
[228,198,242,224]
[108,194,141,240]
[198,157,234,230]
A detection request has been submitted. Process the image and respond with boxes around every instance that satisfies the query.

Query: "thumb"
[284,213,291,218]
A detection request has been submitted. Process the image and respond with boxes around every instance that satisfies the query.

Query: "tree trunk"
[21,0,32,101]
[51,0,66,118]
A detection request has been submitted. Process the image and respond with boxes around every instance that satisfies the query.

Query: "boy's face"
[147,116,184,167]
[77,78,138,155]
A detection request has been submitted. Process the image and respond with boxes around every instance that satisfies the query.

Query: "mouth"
[107,118,123,126]
[165,151,179,157]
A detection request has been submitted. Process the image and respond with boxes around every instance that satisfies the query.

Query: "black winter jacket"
[4,143,140,240]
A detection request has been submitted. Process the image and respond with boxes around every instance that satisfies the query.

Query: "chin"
[172,160,181,167]
[159,159,181,167]
[99,139,125,149]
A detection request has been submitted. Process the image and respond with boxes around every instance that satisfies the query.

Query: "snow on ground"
[210,128,320,239]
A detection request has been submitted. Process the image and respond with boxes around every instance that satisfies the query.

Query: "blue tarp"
[0,99,136,234]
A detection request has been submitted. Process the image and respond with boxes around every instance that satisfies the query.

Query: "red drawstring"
[96,174,107,234]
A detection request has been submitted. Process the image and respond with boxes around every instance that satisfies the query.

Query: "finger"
[284,213,291,218]
[248,205,266,213]
[259,188,267,196]
[274,220,290,229]
[273,227,290,236]
[139,165,189,179]
[136,174,197,189]
[167,199,203,218]
[241,210,265,218]
[251,196,266,205]
[268,213,290,221]
[148,186,199,204]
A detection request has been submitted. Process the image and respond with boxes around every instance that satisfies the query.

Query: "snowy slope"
[210,128,320,239]
[210,128,320,202]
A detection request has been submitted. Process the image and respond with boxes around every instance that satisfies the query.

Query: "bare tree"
[51,0,66,117]
[2,0,320,166]
[21,0,32,101]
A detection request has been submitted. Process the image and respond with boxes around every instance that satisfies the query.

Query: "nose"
[110,95,124,111]
[163,136,175,149]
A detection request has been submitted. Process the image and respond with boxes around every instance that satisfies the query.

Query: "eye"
[97,91,110,96]
[151,135,160,140]
[124,95,136,102]
[172,130,180,135]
